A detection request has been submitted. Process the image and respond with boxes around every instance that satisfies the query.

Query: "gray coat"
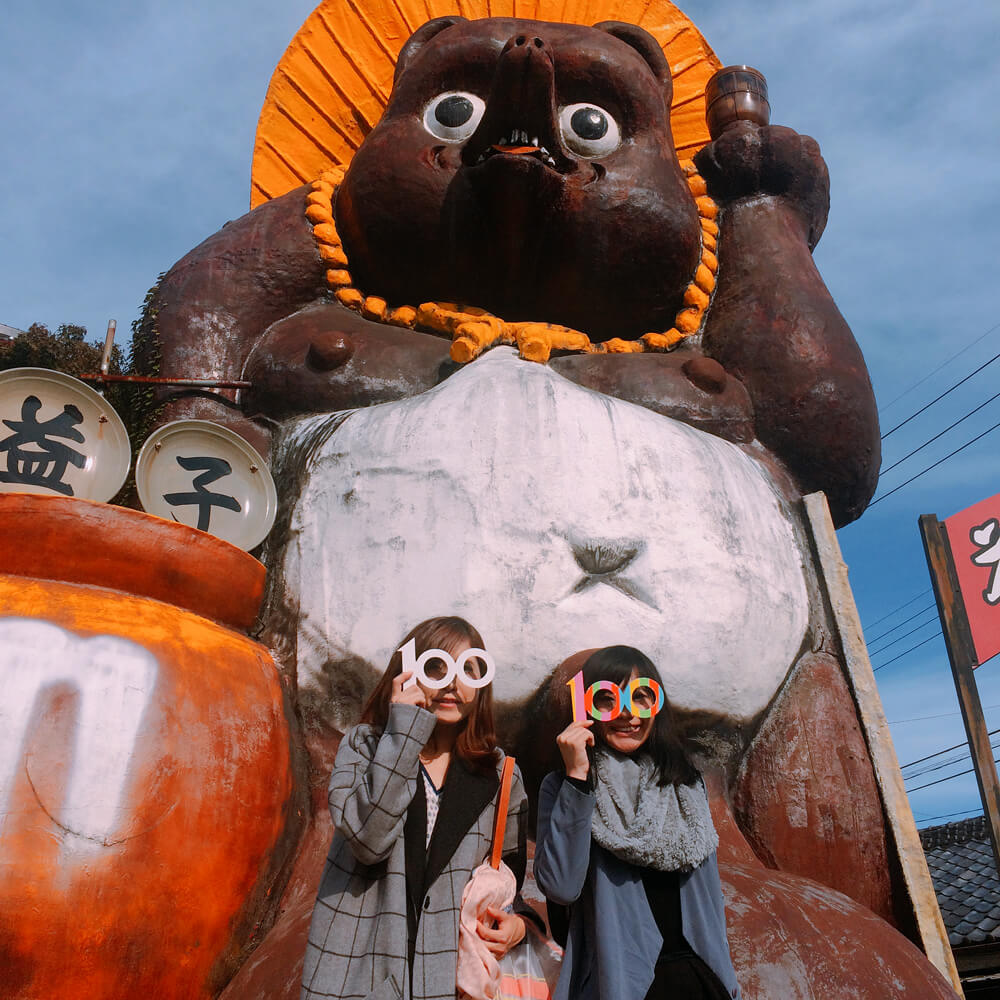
[534,772,740,1000]
[301,703,528,1000]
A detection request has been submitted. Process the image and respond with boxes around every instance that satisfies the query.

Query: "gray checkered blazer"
[301,703,528,1000]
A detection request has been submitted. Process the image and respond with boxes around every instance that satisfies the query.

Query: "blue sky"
[2,0,999,826]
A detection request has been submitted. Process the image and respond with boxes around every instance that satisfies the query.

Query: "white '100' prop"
[399,638,496,690]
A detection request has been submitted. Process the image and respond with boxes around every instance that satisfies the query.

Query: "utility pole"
[919,513,1000,875]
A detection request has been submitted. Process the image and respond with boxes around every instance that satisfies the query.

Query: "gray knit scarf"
[591,749,718,872]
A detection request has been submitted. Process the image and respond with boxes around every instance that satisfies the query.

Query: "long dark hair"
[581,645,699,788]
[360,616,500,773]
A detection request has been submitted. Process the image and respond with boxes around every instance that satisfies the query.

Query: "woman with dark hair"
[302,616,530,1000]
[534,645,740,1000]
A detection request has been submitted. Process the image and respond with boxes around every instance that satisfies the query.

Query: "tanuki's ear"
[593,21,673,106]
[395,17,467,82]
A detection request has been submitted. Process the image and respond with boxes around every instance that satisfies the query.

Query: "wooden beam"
[804,493,962,993]
[919,513,1000,877]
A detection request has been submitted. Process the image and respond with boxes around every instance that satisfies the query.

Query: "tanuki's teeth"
[494,129,547,148]
[477,134,556,167]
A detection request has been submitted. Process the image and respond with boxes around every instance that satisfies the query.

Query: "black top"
[641,867,731,1000]
[642,868,691,958]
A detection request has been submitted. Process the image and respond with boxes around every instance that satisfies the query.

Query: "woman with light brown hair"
[302,616,531,1000]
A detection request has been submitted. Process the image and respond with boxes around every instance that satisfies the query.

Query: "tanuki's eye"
[423,92,486,142]
[558,103,621,158]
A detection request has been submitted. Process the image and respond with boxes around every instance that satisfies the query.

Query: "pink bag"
[456,757,518,1000]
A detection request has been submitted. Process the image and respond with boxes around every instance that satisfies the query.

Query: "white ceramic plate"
[0,367,130,502]
[136,420,277,550]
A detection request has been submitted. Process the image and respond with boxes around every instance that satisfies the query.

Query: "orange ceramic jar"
[0,494,292,1000]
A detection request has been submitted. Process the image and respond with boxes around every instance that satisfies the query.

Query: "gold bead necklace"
[305,163,719,364]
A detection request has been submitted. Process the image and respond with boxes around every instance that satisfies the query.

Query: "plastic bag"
[457,861,517,1000]
[496,921,563,1000]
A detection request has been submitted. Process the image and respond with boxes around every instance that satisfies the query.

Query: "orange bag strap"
[490,755,516,870]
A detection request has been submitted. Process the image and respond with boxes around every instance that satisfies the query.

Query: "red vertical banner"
[944,492,1000,667]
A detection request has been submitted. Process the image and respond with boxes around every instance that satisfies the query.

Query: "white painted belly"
[279,348,808,726]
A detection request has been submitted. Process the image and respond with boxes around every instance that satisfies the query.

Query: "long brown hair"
[360,616,500,773]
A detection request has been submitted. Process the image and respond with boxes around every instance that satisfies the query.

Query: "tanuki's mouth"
[473,129,558,168]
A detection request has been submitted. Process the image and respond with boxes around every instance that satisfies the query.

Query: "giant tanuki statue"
[12,3,958,998]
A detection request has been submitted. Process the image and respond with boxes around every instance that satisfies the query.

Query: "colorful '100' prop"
[566,670,665,722]
[400,638,495,690]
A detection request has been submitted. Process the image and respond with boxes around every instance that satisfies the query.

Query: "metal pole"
[100,320,117,375]
[919,513,1000,876]
[78,374,252,389]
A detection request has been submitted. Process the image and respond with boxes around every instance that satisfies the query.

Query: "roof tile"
[922,816,1000,948]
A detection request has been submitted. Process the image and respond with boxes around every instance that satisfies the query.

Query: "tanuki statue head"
[336,17,702,343]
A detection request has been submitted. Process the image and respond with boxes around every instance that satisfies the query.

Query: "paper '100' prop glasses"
[567,671,665,722]
[399,639,496,690]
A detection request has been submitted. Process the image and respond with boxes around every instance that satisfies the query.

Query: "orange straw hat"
[250,0,719,208]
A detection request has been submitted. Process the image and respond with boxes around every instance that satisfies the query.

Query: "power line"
[900,727,1000,770]
[906,756,973,783]
[863,590,932,631]
[904,745,973,777]
[903,738,1000,781]
[881,348,1000,440]
[892,703,1000,725]
[901,737,986,771]
[881,389,1000,475]
[907,757,1000,793]
[868,417,1000,507]
[868,615,940,657]
[866,602,938,645]
[907,736,1000,788]
[872,632,942,672]
[880,321,1000,414]
[905,747,973,780]
[907,752,973,783]
[916,807,984,825]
